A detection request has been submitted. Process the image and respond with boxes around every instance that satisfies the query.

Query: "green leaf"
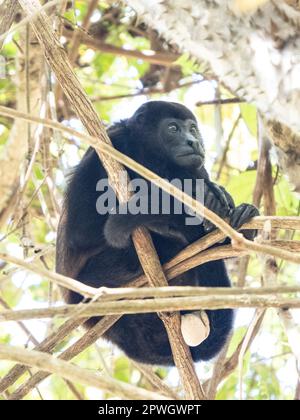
[114,356,131,383]
[225,170,257,205]
[227,326,247,357]
[240,104,257,137]
[274,176,299,215]
[216,373,238,400]
[175,53,205,76]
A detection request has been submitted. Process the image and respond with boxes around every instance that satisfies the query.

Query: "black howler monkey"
[56,101,259,365]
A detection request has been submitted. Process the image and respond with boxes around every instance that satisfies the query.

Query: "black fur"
[56,101,259,365]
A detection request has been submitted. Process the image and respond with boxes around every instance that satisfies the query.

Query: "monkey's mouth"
[178,152,204,160]
[176,152,204,168]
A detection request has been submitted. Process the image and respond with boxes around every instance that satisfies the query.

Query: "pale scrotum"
[181,310,210,347]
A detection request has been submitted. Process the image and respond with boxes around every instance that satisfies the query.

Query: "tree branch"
[0,343,169,400]
[7,315,122,400]
[17,0,203,399]
[62,26,180,67]
[1,294,300,322]
[196,98,244,107]
[0,0,19,51]
[1,215,299,396]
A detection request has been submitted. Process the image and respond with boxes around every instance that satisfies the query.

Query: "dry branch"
[8,315,121,400]
[0,0,19,51]
[209,309,266,394]
[0,343,169,400]
[1,295,299,322]
[1,225,299,303]
[0,251,101,298]
[0,317,85,393]
[196,98,243,107]
[132,362,179,399]
[62,27,180,67]
[0,25,45,226]
[17,0,203,399]
[1,214,298,396]
[0,0,59,45]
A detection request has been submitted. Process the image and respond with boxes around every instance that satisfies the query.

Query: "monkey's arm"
[104,184,259,250]
[103,192,188,249]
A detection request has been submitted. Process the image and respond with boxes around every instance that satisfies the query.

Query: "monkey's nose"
[187,139,200,153]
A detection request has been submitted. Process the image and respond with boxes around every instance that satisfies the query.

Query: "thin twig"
[216,113,241,180]
[207,310,266,389]
[56,0,99,103]
[69,0,99,65]
[0,296,39,346]
[238,309,265,399]
[62,26,180,67]
[1,295,300,322]
[206,335,232,399]
[196,98,244,107]
[132,361,179,399]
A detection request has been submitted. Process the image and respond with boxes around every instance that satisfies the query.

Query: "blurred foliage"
[0,0,299,401]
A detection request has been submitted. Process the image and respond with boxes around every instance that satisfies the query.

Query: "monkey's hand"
[228,203,259,240]
[104,213,141,249]
[203,181,259,239]
[203,181,235,232]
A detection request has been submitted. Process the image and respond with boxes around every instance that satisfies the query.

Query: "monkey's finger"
[203,219,215,232]
[229,203,259,240]
[230,203,259,228]
[218,185,235,210]
[207,182,232,210]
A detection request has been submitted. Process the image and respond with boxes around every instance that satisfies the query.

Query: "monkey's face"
[158,118,205,169]
[128,101,205,170]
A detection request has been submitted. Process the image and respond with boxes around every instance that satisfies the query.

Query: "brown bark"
[17,0,204,400]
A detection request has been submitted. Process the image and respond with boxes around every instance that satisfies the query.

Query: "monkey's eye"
[168,123,179,133]
[190,125,198,136]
